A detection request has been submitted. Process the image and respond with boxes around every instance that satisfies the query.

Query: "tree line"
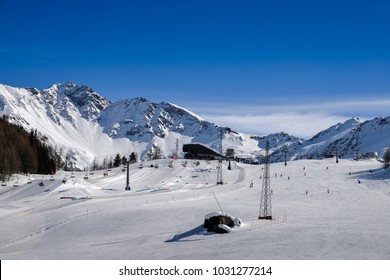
[88,152,138,171]
[0,116,60,182]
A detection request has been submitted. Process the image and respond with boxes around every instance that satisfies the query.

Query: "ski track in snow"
[1,158,390,259]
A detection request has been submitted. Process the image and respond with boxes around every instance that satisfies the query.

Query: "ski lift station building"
[183,143,224,160]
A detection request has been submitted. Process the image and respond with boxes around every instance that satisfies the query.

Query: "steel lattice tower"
[259,141,272,220]
[217,129,223,185]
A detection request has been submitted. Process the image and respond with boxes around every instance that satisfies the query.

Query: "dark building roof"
[183,143,223,160]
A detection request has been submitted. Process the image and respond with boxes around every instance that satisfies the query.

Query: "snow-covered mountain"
[271,117,390,162]
[0,82,145,169]
[251,132,304,152]
[289,117,362,160]
[100,98,229,145]
[41,82,110,122]
[0,82,270,168]
[2,81,389,169]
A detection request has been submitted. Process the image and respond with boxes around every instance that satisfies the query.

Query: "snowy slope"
[0,158,390,259]
[273,117,390,162]
[251,132,304,152]
[292,117,361,159]
[0,83,145,169]
[346,117,390,155]
[0,82,270,168]
[41,81,110,122]
[98,98,263,158]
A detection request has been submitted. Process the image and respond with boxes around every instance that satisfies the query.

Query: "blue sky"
[1,0,390,138]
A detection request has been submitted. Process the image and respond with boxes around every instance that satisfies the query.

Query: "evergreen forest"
[0,116,60,182]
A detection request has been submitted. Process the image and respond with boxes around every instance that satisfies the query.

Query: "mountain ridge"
[1,81,389,169]
[0,82,265,168]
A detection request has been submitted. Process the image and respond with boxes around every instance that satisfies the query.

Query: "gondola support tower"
[259,141,272,220]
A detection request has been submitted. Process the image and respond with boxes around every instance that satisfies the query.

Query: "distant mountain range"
[1,82,388,168]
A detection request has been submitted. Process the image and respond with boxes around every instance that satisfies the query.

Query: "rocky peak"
[43,82,110,122]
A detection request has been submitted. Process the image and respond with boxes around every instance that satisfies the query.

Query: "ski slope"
[0,158,390,259]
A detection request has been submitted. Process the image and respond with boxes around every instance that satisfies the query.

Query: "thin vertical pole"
[125,159,130,190]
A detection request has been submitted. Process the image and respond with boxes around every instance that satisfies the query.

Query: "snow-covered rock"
[204,211,242,233]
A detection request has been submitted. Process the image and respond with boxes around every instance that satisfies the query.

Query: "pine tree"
[121,156,127,166]
[91,157,98,171]
[154,146,163,160]
[102,157,108,170]
[129,152,137,163]
[108,156,113,169]
[113,153,122,167]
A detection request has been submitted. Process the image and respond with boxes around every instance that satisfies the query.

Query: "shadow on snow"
[351,167,390,180]
[165,224,215,243]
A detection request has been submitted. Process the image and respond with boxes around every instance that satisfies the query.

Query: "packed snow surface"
[0,158,390,259]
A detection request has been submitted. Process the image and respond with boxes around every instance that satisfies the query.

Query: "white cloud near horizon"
[183,98,390,139]
[201,112,346,139]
